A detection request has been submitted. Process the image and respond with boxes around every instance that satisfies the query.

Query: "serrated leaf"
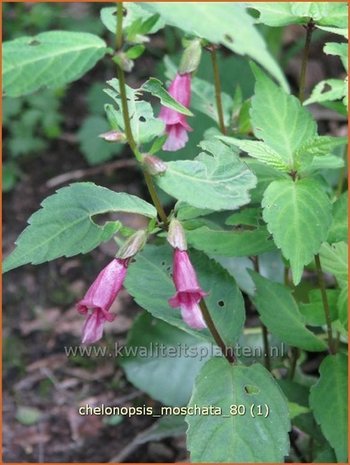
[186,358,291,462]
[328,192,348,243]
[250,272,327,351]
[3,31,107,97]
[262,178,332,285]
[304,79,346,105]
[3,183,156,273]
[141,2,288,90]
[310,354,348,462]
[100,5,164,36]
[299,289,339,326]
[156,140,257,211]
[219,137,289,171]
[104,79,164,144]
[125,244,245,348]
[319,241,348,286]
[251,65,317,166]
[250,2,348,28]
[141,77,193,116]
[120,313,213,406]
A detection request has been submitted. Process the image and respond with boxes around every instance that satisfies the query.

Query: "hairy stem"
[315,254,335,354]
[115,2,168,225]
[199,299,235,364]
[210,47,227,134]
[298,20,314,103]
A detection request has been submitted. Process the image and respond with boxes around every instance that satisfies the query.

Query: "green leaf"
[324,42,348,70]
[141,77,193,116]
[319,241,348,286]
[16,406,42,426]
[125,244,245,348]
[3,183,156,273]
[156,139,257,211]
[304,79,346,105]
[250,272,328,351]
[77,115,122,166]
[318,25,348,38]
[250,2,348,28]
[299,289,339,326]
[328,192,348,243]
[3,31,107,97]
[141,2,288,90]
[186,358,290,462]
[251,65,317,166]
[310,354,348,462]
[246,159,287,204]
[125,44,145,60]
[104,79,164,145]
[100,5,164,36]
[219,137,289,172]
[337,286,348,329]
[262,178,332,285]
[120,313,213,406]
[186,225,275,257]
[191,77,233,125]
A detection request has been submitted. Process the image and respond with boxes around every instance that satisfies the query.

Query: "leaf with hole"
[186,358,291,462]
[3,31,107,97]
[3,183,156,273]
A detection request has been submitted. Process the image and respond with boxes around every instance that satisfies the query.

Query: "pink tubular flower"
[168,249,208,330]
[76,258,128,344]
[159,73,192,151]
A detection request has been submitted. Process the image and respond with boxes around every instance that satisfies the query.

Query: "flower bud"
[98,130,126,142]
[179,39,202,74]
[143,154,167,176]
[167,218,187,251]
[117,229,148,260]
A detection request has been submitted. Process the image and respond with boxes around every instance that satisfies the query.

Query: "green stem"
[210,47,226,134]
[298,20,314,103]
[199,299,235,364]
[315,254,335,354]
[115,2,168,225]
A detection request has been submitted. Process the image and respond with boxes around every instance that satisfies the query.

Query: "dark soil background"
[2,3,347,463]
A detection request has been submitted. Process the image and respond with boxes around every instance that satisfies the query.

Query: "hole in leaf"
[224,34,234,43]
[217,300,225,308]
[244,385,260,395]
[139,116,146,122]
[28,39,40,46]
[322,83,332,93]
[161,261,166,266]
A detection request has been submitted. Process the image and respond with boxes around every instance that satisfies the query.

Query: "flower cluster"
[76,220,207,344]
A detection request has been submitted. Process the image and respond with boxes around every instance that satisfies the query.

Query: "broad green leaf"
[191,77,233,125]
[100,5,164,37]
[310,354,348,462]
[186,225,275,257]
[319,241,348,286]
[299,289,339,326]
[250,272,327,351]
[141,2,288,89]
[125,244,245,348]
[141,77,193,116]
[251,2,348,28]
[328,192,348,243]
[3,183,156,273]
[246,159,288,204]
[120,313,213,406]
[156,139,257,211]
[288,402,310,419]
[295,135,347,158]
[77,115,123,165]
[186,358,290,462]
[303,153,345,173]
[104,79,164,144]
[251,65,317,166]
[3,31,107,97]
[262,178,332,285]
[318,25,348,38]
[324,42,348,70]
[338,286,348,328]
[219,137,289,172]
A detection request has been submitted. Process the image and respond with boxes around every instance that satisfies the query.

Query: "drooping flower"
[168,249,208,330]
[76,258,128,344]
[159,73,192,152]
